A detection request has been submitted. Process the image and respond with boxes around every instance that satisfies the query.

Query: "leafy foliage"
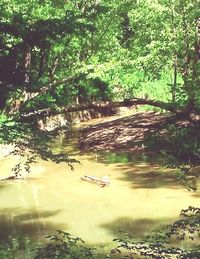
[0,115,78,176]
[0,233,38,259]
[110,206,200,259]
[145,124,200,168]
[0,0,199,111]
[166,206,200,241]
[35,230,96,259]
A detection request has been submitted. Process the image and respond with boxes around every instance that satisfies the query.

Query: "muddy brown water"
[0,114,199,252]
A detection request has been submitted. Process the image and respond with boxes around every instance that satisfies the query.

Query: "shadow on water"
[75,148,184,190]
[31,216,170,259]
[97,216,200,258]
[54,129,189,191]
[100,217,160,240]
[113,165,183,189]
[98,151,154,164]
[0,183,8,190]
[191,190,200,198]
[0,208,64,243]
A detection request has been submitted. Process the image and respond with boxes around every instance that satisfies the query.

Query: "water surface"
[0,116,199,250]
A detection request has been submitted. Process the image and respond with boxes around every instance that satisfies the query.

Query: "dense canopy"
[0,0,200,165]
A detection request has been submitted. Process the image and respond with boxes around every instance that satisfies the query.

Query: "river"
[0,114,199,255]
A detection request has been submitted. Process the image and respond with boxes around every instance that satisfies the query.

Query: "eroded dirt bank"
[78,111,170,151]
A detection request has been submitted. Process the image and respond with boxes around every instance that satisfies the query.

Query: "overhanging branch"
[20,98,183,122]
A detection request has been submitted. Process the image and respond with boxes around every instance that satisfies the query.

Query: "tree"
[1,0,200,171]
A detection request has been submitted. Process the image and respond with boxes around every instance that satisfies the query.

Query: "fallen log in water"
[81,175,110,187]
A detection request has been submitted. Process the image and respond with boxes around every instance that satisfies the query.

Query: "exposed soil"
[78,111,174,151]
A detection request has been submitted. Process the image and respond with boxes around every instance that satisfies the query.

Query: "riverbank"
[78,111,169,151]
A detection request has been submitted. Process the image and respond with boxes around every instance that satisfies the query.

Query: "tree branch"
[20,98,183,122]
[0,23,21,37]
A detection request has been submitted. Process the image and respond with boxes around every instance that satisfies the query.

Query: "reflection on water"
[98,151,158,164]
[0,116,200,250]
